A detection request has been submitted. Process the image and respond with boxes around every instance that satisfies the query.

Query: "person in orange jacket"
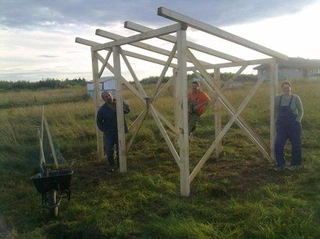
[187,78,211,135]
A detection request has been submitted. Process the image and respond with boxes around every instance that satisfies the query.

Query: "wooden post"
[270,61,278,162]
[214,67,222,158]
[172,69,179,142]
[38,105,46,170]
[113,46,127,172]
[43,116,58,168]
[177,25,190,197]
[92,50,104,160]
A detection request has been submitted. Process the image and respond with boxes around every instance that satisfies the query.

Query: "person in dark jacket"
[96,91,130,171]
[274,81,303,171]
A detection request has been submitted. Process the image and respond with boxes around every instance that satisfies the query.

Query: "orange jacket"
[187,90,210,115]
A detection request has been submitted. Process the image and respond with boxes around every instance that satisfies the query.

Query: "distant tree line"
[140,73,257,84]
[0,73,257,91]
[0,78,87,91]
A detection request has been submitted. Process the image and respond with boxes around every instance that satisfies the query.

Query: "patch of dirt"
[202,157,294,195]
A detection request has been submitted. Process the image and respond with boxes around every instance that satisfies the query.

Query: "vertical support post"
[172,68,179,135]
[214,67,222,158]
[270,62,278,161]
[39,105,46,166]
[113,46,127,172]
[91,50,104,160]
[177,24,190,197]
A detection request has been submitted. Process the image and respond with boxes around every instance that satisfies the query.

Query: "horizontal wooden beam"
[75,36,178,68]
[96,29,172,58]
[158,7,288,60]
[75,37,99,46]
[187,58,276,70]
[96,29,213,66]
[92,23,184,51]
[125,21,243,62]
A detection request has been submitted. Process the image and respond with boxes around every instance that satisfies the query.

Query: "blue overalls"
[274,95,302,167]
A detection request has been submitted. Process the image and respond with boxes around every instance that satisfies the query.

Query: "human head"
[191,78,200,91]
[281,81,292,95]
[101,90,113,103]
[282,81,292,88]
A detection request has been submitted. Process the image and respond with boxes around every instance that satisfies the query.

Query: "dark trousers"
[105,132,119,166]
[274,121,302,167]
[188,113,199,135]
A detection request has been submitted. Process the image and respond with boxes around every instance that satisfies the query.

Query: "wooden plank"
[98,50,112,78]
[92,23,184,51]
[75,37,99,46]
[149,104,181,165]
[177,28,190,197]
[214,68,222,158]
[96,29,171,56]
[113,46,127,172]
[119,48,148,98]
[222,65,247,90]
[121,49,178,68]
[187,57,276,71]
[190,69,267,182]
[124,21,243,62]
[152,72,175,104]
[38,130,46,167]
[95,51,182,163]
[96,29,214,66]
[194,68,271,159]
[191,51,271,160]
[151,43,177,103]
[39,106,46,169]
[94,52,147,102]
[270,62,278,161]
[158,7,288,60]
[43,117,58,168]
[153,107,178,134]
[76,36,179,68]
[126,109,148,153]
[91,52,104,161]
[186,49,272,181]
[172,69,179,136]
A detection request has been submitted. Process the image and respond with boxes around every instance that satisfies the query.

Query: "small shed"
[86,76,116,98]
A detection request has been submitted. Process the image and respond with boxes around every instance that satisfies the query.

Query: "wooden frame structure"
[75,7,287,197]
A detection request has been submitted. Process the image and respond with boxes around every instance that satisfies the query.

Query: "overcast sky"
[1,0,319,81]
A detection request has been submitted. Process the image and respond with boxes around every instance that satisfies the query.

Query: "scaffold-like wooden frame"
[75,7,286,197]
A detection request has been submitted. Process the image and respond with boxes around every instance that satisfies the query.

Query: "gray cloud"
[1,0,316,30]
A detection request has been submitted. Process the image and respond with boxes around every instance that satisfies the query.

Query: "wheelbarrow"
[30,169,73,217]
[31,106,75,216]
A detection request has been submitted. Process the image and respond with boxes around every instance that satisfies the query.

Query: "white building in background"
[86,77,116,99]
[254,57,320,80]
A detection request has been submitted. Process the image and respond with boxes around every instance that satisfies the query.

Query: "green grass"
[0,80,319,238]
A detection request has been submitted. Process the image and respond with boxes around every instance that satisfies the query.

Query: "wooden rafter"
[158,7,288,60]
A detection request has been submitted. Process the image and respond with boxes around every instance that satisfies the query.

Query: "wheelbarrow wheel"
[48,190,59,217]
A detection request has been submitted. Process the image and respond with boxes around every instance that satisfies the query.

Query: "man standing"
[187,78,210,135]
[96,91,130,171]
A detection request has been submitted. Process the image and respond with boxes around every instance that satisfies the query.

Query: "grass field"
[0,80,319,238]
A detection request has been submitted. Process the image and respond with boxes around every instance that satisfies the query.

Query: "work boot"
[107,164,115,172]
[107,157,116,172]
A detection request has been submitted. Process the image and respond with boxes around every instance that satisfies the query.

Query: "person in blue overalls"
[96,91,130,172]
[274,81,304,171]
